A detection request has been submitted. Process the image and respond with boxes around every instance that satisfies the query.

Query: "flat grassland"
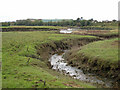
[73,29,118,36]
[2,26,67,29]
[2,31,97,88]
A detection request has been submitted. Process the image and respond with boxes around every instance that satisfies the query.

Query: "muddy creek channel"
[49,50,114,88]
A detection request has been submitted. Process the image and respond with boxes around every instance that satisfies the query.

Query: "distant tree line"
[2,18,118,27]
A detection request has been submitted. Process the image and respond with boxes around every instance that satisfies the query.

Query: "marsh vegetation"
[2,19,119,88]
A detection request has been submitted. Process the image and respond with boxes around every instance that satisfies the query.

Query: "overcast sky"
[0,0,119,22]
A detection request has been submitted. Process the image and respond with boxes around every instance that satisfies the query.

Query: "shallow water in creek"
[49,51,114,88]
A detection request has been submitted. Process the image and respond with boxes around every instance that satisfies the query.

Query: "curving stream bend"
[49,51,114,88]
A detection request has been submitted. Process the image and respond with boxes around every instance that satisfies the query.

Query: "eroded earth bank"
[35,37,119,88]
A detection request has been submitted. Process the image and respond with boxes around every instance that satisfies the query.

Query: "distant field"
[1,26,68,32]
[73,29,118,34]
[79,25,118,30]
[73,30,118,38]
[2,26,67,29]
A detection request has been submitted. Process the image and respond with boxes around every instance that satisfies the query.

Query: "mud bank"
[64,49,120,88]
[35,37,100,60]
[2,28,59,32]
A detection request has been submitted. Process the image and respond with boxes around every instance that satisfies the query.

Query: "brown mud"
[35,38,100,60]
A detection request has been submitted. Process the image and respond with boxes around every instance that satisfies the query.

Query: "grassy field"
[2,31,97,88]
[79,25,118,30]
[2,26,67,32]
[73,29,118,35]
[2,26,67,29]
[78,38,118,63]
[72,30,118,39]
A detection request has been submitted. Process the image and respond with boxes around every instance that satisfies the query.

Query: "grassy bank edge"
[64,38,119,88]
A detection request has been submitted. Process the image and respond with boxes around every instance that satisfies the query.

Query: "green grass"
[73,29,118,38]
[91,30,118,37]
[76,25,118,30]
[2,31,97,88]
[2,26,67,29]
[78,38,118,63]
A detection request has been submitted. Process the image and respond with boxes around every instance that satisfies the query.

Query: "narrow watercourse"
[49,51,113,88]
[34,37,119,88]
